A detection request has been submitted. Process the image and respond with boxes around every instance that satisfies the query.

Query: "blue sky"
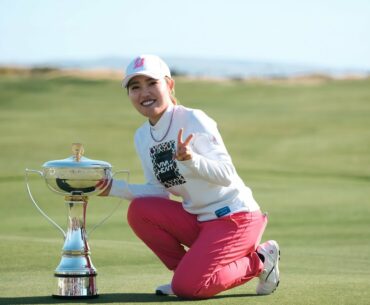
[0,0,369,69]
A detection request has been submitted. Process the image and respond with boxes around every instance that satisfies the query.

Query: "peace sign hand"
[175,128,194,161]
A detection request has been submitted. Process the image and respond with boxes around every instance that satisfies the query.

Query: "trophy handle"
[25,169,66,238]
[87,170,130,236]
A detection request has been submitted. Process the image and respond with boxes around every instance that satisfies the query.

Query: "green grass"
[0,74,369,305]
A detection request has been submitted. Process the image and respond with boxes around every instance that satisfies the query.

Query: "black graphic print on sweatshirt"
[149,140,186,188]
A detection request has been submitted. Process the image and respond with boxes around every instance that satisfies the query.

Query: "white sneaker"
[256,240,280,295]
[155,283,174,296]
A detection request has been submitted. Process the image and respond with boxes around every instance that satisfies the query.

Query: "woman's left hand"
[175,128,194,161]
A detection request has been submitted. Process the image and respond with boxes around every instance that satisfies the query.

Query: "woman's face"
[127,75,174,125]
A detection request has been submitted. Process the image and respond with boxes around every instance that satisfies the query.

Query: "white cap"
[122,55,171,88]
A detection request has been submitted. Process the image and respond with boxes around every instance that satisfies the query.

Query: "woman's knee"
[172,274,212,300]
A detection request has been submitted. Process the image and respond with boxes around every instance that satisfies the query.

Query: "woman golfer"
[102,54,280,299]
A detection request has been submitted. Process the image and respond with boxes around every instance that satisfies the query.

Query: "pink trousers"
[127,197,267,299]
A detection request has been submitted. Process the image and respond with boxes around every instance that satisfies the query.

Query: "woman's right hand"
[97,179,113,196]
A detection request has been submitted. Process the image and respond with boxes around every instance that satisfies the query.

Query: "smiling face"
[127,75,174,125]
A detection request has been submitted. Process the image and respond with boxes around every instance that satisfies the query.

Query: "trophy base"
[52,294,99,299]
[53,274,98,298]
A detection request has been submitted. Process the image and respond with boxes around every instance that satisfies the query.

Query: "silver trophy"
[25,143,128,298]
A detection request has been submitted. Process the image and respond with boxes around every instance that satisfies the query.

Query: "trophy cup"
[25,143,128,298]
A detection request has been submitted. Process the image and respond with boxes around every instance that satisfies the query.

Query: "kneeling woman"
[101,55,280,299]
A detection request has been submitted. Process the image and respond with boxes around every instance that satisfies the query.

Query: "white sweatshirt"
[110,103,260,221]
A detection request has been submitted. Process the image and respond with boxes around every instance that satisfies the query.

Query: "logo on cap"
[134,57,145,69]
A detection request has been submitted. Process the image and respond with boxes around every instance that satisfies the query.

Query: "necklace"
[150,107,175,142]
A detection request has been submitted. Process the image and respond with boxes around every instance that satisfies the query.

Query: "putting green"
[0,73,369,304]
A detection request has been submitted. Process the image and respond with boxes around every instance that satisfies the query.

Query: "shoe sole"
[266,249,280,280]
[262,249,280,295]
[271,257,280,294]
